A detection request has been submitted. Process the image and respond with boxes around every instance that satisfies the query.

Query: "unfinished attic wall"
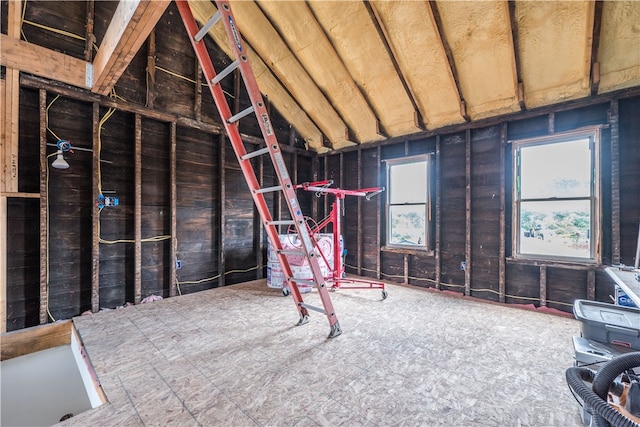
[325,95,640,314]
[2,1,310,331]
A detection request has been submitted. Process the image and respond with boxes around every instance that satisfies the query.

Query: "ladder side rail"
[175,0,310,314]
[214,1,339,330]
[214,2,322,271]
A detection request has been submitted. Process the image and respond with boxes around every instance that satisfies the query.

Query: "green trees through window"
[386,156,429,248]
[514,130,600,261]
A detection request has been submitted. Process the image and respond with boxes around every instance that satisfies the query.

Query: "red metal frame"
[294,181,387,297]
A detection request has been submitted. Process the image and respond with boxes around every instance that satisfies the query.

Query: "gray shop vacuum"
[567,299,640,427]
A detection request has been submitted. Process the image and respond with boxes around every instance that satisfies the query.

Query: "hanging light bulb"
[51,150,69,169]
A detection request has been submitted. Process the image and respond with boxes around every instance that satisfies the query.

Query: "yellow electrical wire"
[22,19,85,41]
[20,0,28,41]
[46,95,62,141]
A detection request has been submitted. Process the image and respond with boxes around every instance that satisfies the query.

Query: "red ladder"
[176,0,342,338]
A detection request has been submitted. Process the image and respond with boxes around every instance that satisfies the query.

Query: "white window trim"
[511,127,602,264]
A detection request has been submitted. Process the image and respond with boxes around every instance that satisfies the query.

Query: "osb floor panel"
[66,280,583,426]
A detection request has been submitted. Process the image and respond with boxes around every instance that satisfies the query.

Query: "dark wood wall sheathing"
[325,98,639,314]
[3,2,640,331]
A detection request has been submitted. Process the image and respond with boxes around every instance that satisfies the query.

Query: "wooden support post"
[39,89,48,324]
[234,69,241,116]
[587,269,596,301]
[339,152,344,189]
[403,254,409,284]
[169,122,177,296]
[435,136,441,289]
[499,123,507,302]
[146,29,156,109]
[84,0,96,62]
[0,196,6,332]
[464,129,471,296]
[0,45,29,327]
[610,100,620,264]
[91,103,100,312]
[323,155,328,220]
[311,156,318,220]
[376,146,382,280]
[3,0,21,195]
[256,150,264,279]
[134,114,142,304]
[194,57,202,121]
[357,149,363,275]
[218,134,226,287]
[539,265,547,307]
[0,0,27,333]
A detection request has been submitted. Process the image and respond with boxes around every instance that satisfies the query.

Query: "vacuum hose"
[566,352,640,427]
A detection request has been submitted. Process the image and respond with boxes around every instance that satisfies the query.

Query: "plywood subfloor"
[65,279,583,426]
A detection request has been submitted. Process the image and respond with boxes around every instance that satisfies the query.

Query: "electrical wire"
[345,262,573,307]
[46,95,62,141]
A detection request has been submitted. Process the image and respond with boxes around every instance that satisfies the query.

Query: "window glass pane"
[520,139,591,199]
[519,200,591,258]
[389,162,426,204]
[389,205,425,246]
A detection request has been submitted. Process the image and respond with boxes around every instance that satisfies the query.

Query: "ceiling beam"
[0,34,90,89]
[590,1,604,95]
[508,1,526,110]
[428,1,470,122]
[92,0,170,95]
[187,0,327,152]
[364,1,424,130]
[230,1,352,149]
[257,0,385,144]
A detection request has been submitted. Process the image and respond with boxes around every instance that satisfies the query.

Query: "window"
[512,128,601,262]
[386,155,430,249]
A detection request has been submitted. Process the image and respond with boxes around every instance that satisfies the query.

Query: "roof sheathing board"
[231,1,353,148]
[371,1,464,129]
[308,1,421,138]
[516,1,593,108]
[436,0,519,120]
[187,0,326,152]
[257,1,384,144]
[598,1,640,94]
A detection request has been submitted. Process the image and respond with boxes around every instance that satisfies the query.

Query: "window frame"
[384,154,431,251]
[511,127,602,264]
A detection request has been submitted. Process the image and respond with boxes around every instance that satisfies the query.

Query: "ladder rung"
[241,147,269,161]
[228,106,255,124]
[279,249,304,256]
[299,302,325,315]
[211,60,239,85]
[255,185,282,194]
[194,11,221,42]
[267,220,295,226]
[292,278,316,285]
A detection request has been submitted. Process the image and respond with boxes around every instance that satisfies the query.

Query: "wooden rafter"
[508,1,526,110]
[590,1,604,95]
[230,1,351,148]
[92,0,170,95]
[428,1,470,122]
[364,1,423,130]
[256,0,384,144]
[187,0,326,152]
